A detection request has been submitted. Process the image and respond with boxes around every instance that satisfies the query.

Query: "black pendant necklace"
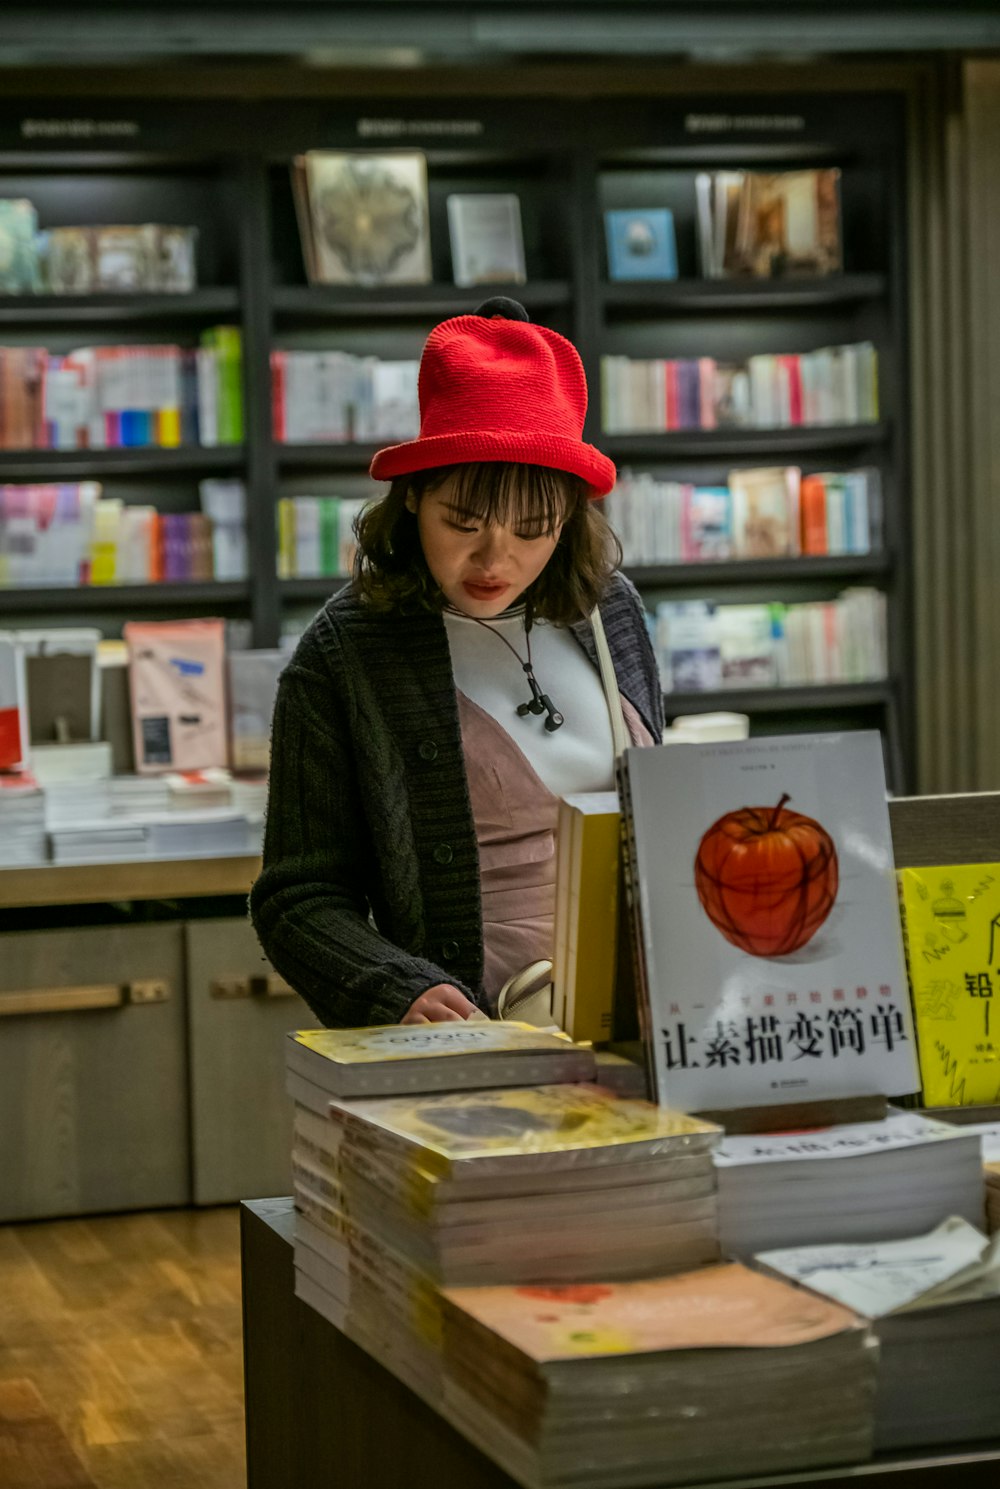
[452,607,564,732]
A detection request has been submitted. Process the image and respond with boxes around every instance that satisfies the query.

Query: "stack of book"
[601,342,878,434]
[0,769,46,866]
[271,351,418,443]
[276,495,367,579]
[654,587,887,693]
[756,1216,1000,1450]
[605,466,880,566]
[714,1112,985,1257]
[287,1029,722,1402]
[0,330,241,450]
[439,1263,875,1488]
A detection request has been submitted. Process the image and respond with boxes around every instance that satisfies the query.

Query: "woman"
[250,298,662,1027]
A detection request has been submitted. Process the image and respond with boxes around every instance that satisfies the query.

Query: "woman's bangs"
[441,463,577,536]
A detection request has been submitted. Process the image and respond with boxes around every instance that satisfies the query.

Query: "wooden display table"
[0,853,262,909]
[240,1198,1000,1489]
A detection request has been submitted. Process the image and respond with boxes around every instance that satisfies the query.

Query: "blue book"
[605,209,678,282]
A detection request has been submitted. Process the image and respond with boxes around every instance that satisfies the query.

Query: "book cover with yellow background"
[898,864,1000,1106]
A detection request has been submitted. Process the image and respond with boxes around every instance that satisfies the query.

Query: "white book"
[447,193,526,288]
[621,731,920,1113]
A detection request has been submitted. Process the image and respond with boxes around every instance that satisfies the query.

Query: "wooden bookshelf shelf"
[0,447,245,479]
[625,554,891,587]
[272,281,572,321]
[0,581,251,614]
[603,424,890,461]
[663,681,893,714]
[601,274,887,314]
[0,289,240,326]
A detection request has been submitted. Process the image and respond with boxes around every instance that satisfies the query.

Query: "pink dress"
[457,690,655,1012]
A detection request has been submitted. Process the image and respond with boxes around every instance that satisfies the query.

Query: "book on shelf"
[552,791,621,1043]
[606,466,879,568]
[276,495,367,579]
[31,223,198,294]
[755,1215,1000,1450]
[19,626,101,743]
[124,618,228,774]
[653,589,886,693]
[695,168,842,279]
[0,633,29,771]
[286,1022,596,1099]
[0,330,241,451]
[601,342,878,434]
[604,208,678,281]
[0,199,42,293]
[446,193,526,287]
[715,1110,985,1257]
[227,648,284,771]
[271,350,419,445]
[292,150,432,287]
[898,864,1000,1107]
[439,1263,874,1489]
[617,730,919,1113]
[729,465,801,558]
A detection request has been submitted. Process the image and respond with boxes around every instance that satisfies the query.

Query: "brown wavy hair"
[352,462,621,624]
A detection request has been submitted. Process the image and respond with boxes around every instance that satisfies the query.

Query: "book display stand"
[0,90,911,787]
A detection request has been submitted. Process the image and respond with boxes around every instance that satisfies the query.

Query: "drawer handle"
[211,974,297,1000]
[0,981,169,1017]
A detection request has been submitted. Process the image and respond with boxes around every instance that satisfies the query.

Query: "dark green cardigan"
[249,573,663,1028]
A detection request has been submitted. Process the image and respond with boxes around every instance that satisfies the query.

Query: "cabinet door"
[0,923,189,1221]
[186,918,320,1205]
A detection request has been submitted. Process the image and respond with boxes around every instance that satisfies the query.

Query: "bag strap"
[591,605,630,761]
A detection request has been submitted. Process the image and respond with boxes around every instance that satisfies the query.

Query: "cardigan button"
[433,843,454,865]
[441,940,460,962]
[418,739,438,762]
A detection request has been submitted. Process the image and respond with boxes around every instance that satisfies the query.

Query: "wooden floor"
[0,1207,246,1489]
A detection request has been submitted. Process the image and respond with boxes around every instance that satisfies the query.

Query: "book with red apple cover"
[439,1263,875,1488]
[618,730,919,1112]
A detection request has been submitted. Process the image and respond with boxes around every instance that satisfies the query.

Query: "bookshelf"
[0,92,912,788]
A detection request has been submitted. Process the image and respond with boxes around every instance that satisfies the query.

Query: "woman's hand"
[402,983,479,1023]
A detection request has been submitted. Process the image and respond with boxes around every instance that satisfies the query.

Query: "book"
[619,730,920,1113]
[728,169,843,278]
[0,633,29,770]
[446,194,526,287]
[756,1216,1000,1449]
[439,1263,874,1488]
[604,208,678,281]
[552,792,621,1043]
[0,199,41,293]
[295,150,432,286]
[715,1110,984,1256]
[898,863,1000,1106]
[729,465,801,558]
[124,618,228,773]
[681,485,732,561]
[227,648,284,772]
[285,1022,597,1098]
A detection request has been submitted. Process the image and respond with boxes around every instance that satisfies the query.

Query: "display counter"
[240,1199,1000,1489]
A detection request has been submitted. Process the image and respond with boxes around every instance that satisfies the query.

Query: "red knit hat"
[369,298,616,498]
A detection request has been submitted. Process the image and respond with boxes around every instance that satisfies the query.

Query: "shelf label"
[684,113,806,135]
[356,117,485,139]
[20,118,140,140]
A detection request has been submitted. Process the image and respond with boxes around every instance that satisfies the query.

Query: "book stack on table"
[286,1024,722,1407]
[439,1263,876,1489]
[757,1216,1000,1451]
[713,1110,986,1257]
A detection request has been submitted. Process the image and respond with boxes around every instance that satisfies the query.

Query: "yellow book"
[898,863,1000,1106]
[329,1083,721,1179]
[553,792,620,1045]
[277,496,295,578]
[286,1021,596,1098]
